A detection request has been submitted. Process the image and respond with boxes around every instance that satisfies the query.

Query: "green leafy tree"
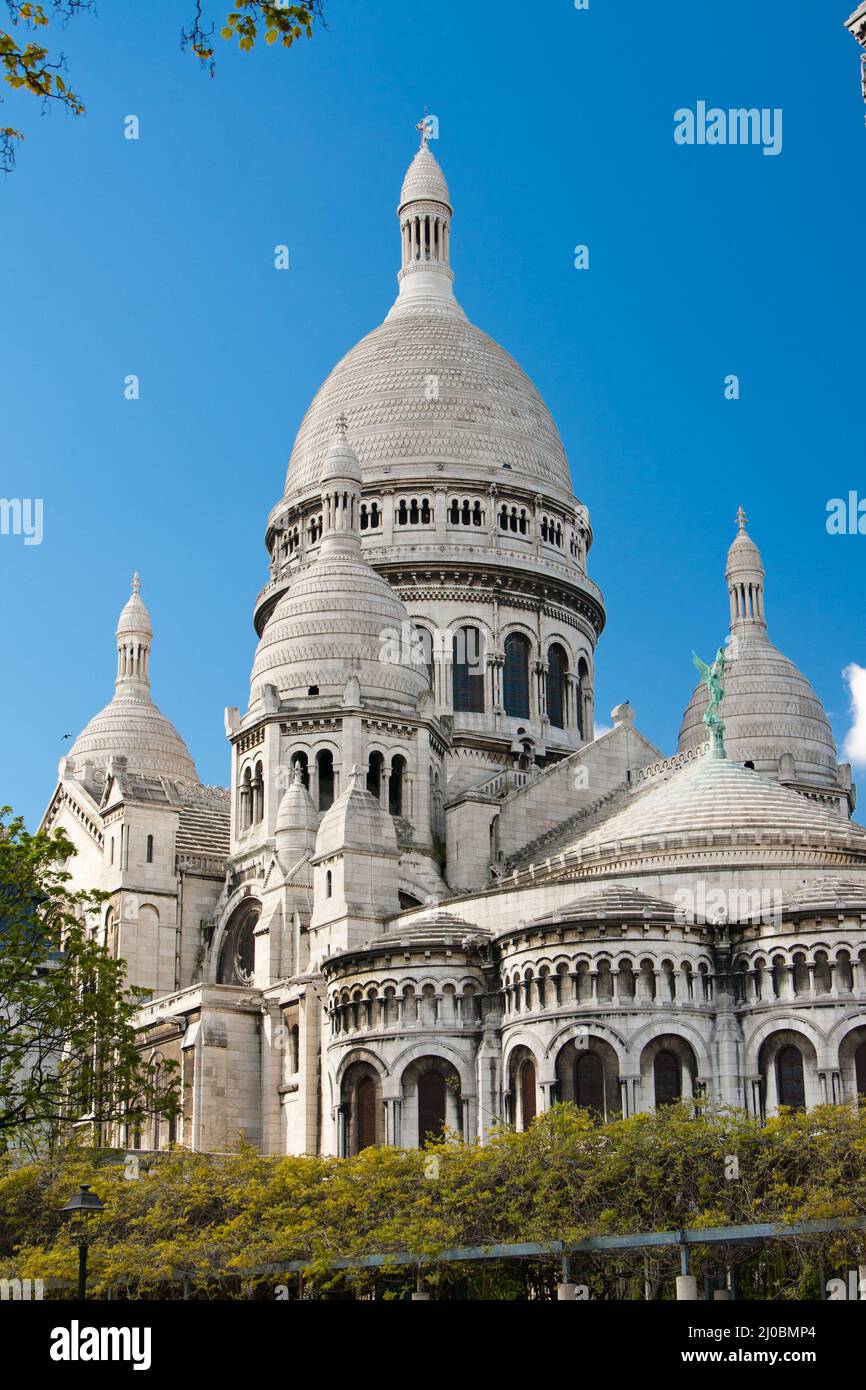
[0,808,177,1157]
[1,0,325,172]
[4,1104,866,1299]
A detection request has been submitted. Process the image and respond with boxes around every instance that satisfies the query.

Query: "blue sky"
[1,0,864,829]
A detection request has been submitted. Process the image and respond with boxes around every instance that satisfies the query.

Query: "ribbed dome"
[116,573,152,639]
[314,769,398,859]
[250,548,428,712]
[678,511,839,789]
[68,575,198,785]
[69,696,198,785]
[283,311,574,500]
[574,755,859,854]
[783,877,866,914]
[275,763,318,852]
[531,885,674,926]
[399,144,451,210]
[678,632,837,782]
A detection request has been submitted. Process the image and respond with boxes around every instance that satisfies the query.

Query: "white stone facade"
[42,134,866,1158]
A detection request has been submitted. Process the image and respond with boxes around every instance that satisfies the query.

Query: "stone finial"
[132,571,141,595]
[611,702,635,727]
[735,505,748,533]
[292,760,304,786]
[335,412,348,435]
[415,111,429,147]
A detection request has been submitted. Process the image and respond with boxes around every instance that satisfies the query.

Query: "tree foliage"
[0,808,178,1157]
[3,1103,866,1299]
[1,0,325,171]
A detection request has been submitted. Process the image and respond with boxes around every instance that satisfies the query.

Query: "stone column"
[434,487,447,543]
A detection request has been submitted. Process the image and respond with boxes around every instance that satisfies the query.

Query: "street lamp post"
[59,1184,105,1300]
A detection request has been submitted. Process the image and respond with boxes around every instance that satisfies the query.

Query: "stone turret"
[679,509,854,814]
[66,574,198,785]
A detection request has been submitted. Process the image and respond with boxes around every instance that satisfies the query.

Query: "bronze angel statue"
[692,647,729,757]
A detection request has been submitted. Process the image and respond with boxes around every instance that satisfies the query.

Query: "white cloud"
[842,664,866,766]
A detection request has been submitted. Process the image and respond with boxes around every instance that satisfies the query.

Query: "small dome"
[68,575,198,785]
[783,877,866,915]
[399,144,451,210]
[320,426,362,487]
[116,572,153,639]
[275,763,318,852]
[314,768,398,859]
[69,696,198,785]
[379,909,488,945]
[530,885,674,927]
[726,530,764,581]
[678,632,837,784]
[250,549,428,712]
[679,511,839,790]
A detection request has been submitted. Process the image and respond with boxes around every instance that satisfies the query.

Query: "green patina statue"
[692,647,729,757]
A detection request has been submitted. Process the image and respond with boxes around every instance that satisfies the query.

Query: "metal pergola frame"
[38,1215,866,1297]
[263,1215,866,1279]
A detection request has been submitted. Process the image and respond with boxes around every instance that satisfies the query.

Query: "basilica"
[41,133,866,1157]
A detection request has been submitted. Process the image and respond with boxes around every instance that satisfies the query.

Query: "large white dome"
[283,310,575,504]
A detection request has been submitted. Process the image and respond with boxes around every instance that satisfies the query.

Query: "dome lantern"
[394,120,458,315]
[726,507,766,634]
[115,572,153,695]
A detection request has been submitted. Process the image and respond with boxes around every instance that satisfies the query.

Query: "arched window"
[546,643,568,729]
[388,755,406,817]
[577,658,590,739]
[252,761,264,824]
[452,626,485,714]
[325,868,332,898]
[503,633,531,719]
[217,904,259,985]
[575,1051,605,1115]
[317,749,334,812]
[414,626,435,689]
[356,1076,377,1152]
[777,1045,806,1109]
[418,1071,446,1144]
[145,834,154,864]
[239,770,252,830]
[519,1058,537,1130]
[654,1050,681,1106]
[856,1041,866,1100]
[366,750,384,801]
